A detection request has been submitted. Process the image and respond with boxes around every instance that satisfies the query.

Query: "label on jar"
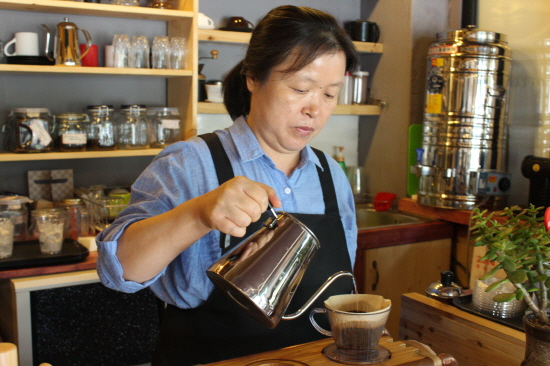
[161,119,180,129]
[29,119,52,146]
[62,133,86,145]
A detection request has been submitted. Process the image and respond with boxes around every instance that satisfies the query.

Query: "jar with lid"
[148,107,181,148]
[58,198,87,240]
[352,71,370,105]
[85,105,116,151]
[0,195,32,241]
[117,105,151,149]
[5,108,54,153]
[54,113,89,152]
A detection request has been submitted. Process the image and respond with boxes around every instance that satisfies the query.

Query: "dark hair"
[223,5,359,120]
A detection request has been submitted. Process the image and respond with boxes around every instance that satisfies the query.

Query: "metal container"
[414,27,513,210]
[206,208,353,329]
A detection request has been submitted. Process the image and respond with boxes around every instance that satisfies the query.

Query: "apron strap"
[311,147,339,216]
[200,132,235,186]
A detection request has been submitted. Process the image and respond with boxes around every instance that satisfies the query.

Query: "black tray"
[452,294,524,332]
[0,239,89,270]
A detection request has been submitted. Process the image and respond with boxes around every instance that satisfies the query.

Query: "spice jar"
[54,113,89,152]
[116,104,151,149]
[85,105,116,151]
[6,108,54,153]
[0,196,32,241]
[148,107,181,148]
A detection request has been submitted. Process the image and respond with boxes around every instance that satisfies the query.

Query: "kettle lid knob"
[425,271,463,299]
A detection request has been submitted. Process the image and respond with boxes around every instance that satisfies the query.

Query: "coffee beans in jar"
[54,113,89,152]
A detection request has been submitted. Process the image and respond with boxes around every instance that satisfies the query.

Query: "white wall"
[478,0,550,206]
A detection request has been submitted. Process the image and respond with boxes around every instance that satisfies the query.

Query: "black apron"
[151,133,353,366]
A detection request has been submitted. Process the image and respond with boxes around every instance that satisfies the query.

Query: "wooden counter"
[203,336,447,365]
[399,292,526,366]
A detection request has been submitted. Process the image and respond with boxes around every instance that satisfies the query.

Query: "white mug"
[198,13,215,29]
[205,84,223,101]
[4,32,39,56]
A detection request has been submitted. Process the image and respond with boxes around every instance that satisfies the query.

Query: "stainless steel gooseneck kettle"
[42,18,92,66]
[206,205,354,329]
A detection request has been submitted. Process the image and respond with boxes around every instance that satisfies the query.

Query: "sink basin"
[356,209,432,230]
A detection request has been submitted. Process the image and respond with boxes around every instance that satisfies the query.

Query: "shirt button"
[284,187,291,194]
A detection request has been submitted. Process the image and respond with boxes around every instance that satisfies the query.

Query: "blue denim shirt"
[96,117,357,308]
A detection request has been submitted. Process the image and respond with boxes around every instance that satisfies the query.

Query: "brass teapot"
[42,18,92,66]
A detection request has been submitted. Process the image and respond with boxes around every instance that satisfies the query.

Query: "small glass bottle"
[116,105,151,149]
[54,113,89,152]
[352,71,370,105]
[148,107,182,148]
[85,105,116,151]
[58,198,84,240]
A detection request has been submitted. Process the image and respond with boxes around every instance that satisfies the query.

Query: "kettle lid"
[425,271,463,299]
[436,26,507,44]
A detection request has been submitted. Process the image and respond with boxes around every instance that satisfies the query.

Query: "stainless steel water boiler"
[413,27,513,210]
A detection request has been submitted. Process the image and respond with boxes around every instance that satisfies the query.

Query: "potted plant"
[470,204,550,366]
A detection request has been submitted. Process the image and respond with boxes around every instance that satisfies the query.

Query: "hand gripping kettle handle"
[281,270,354,321]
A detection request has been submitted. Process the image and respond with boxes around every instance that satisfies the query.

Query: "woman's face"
[246,51,346,161]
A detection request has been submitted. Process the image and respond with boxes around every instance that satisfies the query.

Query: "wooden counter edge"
[400,292,525,345]
[0,250,98,280]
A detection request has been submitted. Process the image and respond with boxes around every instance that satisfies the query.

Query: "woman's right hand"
[194,175,281,238]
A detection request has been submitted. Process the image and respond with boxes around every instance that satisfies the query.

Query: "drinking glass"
[170,37,187,70]
[152,36,170,69]
[112,34,131,68]
[131,35,150,69]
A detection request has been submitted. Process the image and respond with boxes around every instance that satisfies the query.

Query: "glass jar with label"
[148,107,181,148]
[6,108,55,153]
[54,113,89,152]
[116,104,151,149]
[85,105,116,151]
[0,195,32,241]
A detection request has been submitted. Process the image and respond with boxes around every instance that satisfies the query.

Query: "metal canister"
[416,27,513,210]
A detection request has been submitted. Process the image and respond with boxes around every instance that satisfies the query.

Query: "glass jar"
[0,196,32,241]
[148,107,181,148]
[6,108,54,153]
[54,113,89,152]
[58,198,84,240]
[116,105,151,149]
[85,105,116,151]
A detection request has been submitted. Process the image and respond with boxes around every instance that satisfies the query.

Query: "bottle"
[334,146,348,175]
[352,71,369,105]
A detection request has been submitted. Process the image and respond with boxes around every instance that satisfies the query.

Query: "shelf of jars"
[0,64,193,76]
[0,149,164,162]
[198,29,384,53]
[0,0,194,19]
[197,102,381,115]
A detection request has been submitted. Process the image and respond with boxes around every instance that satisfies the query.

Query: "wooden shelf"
[198,29,383,53]
[198,101,381,115]
[0,149,163,162]
[0,0,193,19]
[0,64,192,76]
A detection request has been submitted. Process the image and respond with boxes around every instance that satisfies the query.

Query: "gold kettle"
[42,18,92,66]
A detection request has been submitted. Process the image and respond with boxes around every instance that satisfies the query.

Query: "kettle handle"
[281,270,354,321]
[41,24,54,62]
[78,28,93,60]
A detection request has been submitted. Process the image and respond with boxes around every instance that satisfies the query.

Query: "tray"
[0,239,89,270]
[452,294,524,332]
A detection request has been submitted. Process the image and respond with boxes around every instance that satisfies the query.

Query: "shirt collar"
[229,116,324,171]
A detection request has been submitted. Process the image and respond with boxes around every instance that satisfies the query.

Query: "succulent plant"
[470,204,550,325]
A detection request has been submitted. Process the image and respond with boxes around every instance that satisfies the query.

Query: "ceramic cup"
[348,20,380,43]
[205,83,223,101]
[198,13,215,29]
[4,32,39,56]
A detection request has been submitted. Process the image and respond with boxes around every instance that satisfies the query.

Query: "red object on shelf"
[374,192,397,211]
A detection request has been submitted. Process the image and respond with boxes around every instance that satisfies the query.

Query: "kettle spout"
[282,271,355,321]
[41,24,54,62]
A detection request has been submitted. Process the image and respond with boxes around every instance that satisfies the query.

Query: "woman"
[96,5,359,365]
